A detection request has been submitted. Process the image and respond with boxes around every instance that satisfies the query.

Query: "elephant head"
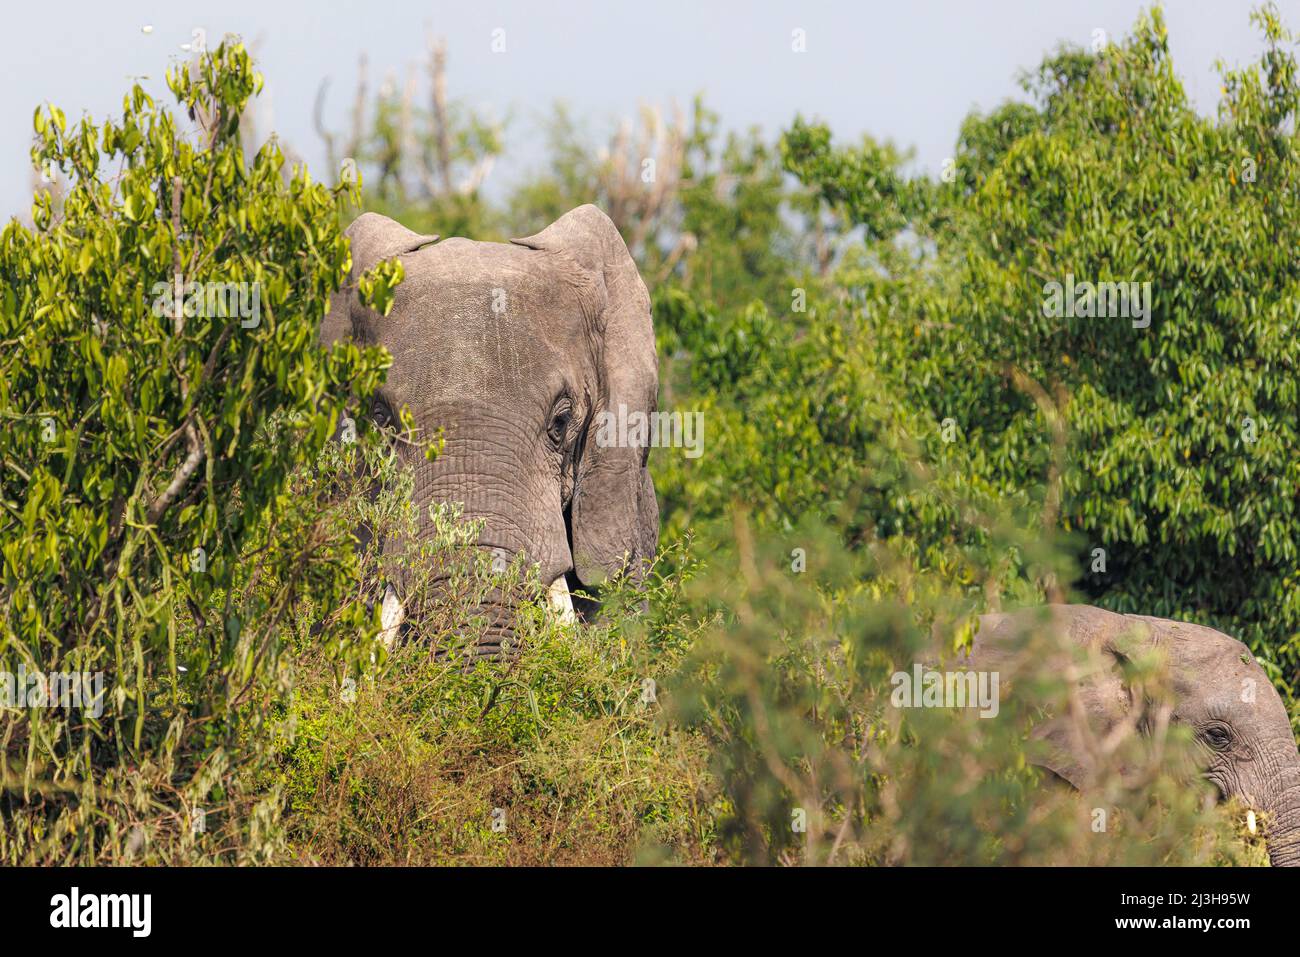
[970,604,1300,866]
[321,205,659,653]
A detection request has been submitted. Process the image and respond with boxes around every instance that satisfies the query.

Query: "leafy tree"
[777,6,1300,692]
[0,41,392,861]
[667,100,802,312]
[959,7,1300,686]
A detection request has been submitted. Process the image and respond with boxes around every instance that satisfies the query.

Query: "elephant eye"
[547,397,573,448]
[1202,723,1233,751]
[548,408,571,448]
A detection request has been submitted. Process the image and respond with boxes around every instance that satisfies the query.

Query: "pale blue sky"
[2,0,1292,218]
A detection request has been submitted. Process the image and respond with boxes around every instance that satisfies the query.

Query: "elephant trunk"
[1250,744,1300,867]
[411,551,575,657]
[1264,778,1300,868]
[392,445,574,655]
[413,577,519,657]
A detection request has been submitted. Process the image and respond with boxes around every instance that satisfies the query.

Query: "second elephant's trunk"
[1264,777,1300,867]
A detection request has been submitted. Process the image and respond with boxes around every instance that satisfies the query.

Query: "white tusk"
[548,576,577,625]
[379,584,406,649]
[1246,810,1257,835]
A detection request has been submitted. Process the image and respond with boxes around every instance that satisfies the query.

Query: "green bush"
[266,437,718,865]
[0,42,389,863]
[267,437,1261,866]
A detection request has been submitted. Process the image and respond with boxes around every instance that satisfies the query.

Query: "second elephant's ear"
[321,212,438,346]
[970,605,1152,790]
[512,205,659,588]
[1034,610,1155,789]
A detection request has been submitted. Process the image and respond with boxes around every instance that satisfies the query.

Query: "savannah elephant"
[320,205,659,653]
[966,604,1300,866]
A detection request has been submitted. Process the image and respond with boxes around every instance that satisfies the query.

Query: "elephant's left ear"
[512,205,659,589]
[321,212,439,346]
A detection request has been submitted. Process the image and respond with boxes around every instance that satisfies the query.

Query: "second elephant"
[965,604,1300,866]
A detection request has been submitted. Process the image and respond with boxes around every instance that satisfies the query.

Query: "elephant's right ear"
[320,212,438,346]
